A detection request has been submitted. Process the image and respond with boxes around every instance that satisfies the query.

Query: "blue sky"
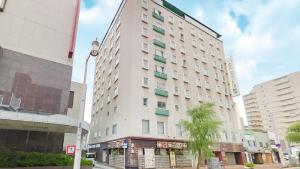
[73,0,300,124]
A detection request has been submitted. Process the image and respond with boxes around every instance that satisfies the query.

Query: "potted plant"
[244,162,255,169]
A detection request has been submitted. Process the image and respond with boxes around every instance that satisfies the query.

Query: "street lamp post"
[73,39,100,169]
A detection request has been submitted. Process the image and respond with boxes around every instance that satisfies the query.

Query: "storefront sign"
[144,148,155,168]
[157,141,187,149]
[170,151,176,167]
[66,145,76,155]
[107,140,124,148]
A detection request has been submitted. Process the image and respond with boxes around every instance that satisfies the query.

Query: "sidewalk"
[94,162,116,169]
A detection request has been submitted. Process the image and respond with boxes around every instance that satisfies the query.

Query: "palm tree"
[181,103,222,169]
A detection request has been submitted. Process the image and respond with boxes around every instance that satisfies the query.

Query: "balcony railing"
[154,54,166,64]
[154,71,167,80]
[152,11,164,22]
[153,39,166,49]
[153,25,165,35]
[155,108,169,116]
[155,88,168,97]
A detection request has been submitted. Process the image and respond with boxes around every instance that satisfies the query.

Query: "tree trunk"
[197,149,201,169]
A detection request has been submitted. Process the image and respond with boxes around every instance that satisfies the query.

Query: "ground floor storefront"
[89,137,246,168]
[245,152,274,164]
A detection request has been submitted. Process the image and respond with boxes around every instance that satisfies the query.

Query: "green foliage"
[0,150,92,168]
[286,122,300,143]
[180,103,222,169]
[245,162,255,167]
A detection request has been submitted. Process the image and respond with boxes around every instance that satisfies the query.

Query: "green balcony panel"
[155,88,168,97]
[154,71,167,80]
[153,25,165,35]
[154,54,166,64]
[152,11,164,22]
[155,108,169,116]
[153,39,166,49]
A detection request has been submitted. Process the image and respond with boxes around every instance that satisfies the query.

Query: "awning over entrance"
[0,109,89,134]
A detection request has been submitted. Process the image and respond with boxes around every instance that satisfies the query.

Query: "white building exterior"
[89,0,244,167]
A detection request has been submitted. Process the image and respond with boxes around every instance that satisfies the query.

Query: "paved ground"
[93,163,284,169]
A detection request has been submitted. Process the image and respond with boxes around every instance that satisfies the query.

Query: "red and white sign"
[66,145,76,155]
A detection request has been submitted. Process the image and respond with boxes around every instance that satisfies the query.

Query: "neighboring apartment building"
[243,71,300,153]
[63,82,88,151]
[241,130,279,164]
[89,0,243,168]
[0,0,88,152]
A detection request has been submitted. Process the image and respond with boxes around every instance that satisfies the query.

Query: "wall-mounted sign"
[66,145,76,156]
[107,140,124,148]
[170,151,176,167]
[157,141,187,149]
[144,148,155,168]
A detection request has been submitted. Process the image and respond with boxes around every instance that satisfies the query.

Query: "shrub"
[245,162,255,167]
[0,150,92,167]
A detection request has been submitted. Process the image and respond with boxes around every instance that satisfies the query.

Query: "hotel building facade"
[0,0,88,152]
[88,0,244,168]
[243,71,300,153]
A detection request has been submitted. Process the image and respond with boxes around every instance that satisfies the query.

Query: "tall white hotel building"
[88,0,244,168]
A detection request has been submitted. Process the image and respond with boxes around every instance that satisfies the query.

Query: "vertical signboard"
[169,151,176,168]
[144,148,155,168]
[66,145,76,156]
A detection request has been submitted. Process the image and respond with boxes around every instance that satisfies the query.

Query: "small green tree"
[181,103,222,169]
[286,122,300,143]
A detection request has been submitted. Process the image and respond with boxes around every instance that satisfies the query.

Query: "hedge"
[0,151,92,168]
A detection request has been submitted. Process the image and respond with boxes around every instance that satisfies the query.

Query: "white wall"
[0,0,77,66]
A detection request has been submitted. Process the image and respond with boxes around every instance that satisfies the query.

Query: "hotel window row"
[142,119,183,137]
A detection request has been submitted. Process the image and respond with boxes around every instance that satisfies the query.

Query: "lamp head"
[90,38,100,57]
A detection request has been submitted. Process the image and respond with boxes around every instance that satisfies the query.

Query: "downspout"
[68,0,81,59]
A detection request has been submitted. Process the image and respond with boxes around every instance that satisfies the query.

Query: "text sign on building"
[144,148,155,168]
[66,145,76,155]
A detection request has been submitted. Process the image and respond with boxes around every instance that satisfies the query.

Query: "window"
[180,46,185,54]
[173,69,178,79]
[155,65,165,73]
[107,111,110,116]
[253,141,257,147]
[185,88,190,98]
[232,131,236,142]
[180,33,184,41]
[157,101,166,108]
[169,27,175,37]
[170,40,176,49]
[142,27,148,37]
[143,58,149,69]
[142,0,148,9]
[155,49,163,56]
[191,29,195,36]
[143,77,149,87]
[142,13,148,23]
[98,131,101,138]
[68,91,74,108]
[143,98,148,106]
[168,15,174,24]
[175,105,179,111]
[178,21,183,29]
[157,81,165,89]
[157,121,164,135]
[259,142,263,147]
[171,54,177,63]
[174,86,179,95]
[142,42,149,53]
[154,8,162,15]
[113,105,117,113]
[176,124,182,137]
[112,124,117,135]
[142,120,150,134]
[192,40,196,47]
[182,59,187,67]
[113,87,118,97]
[94,132,97,138]
[106,127,109,136]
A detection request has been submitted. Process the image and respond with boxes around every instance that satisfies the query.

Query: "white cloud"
[79,0,121,25]
[193,0,300,124]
